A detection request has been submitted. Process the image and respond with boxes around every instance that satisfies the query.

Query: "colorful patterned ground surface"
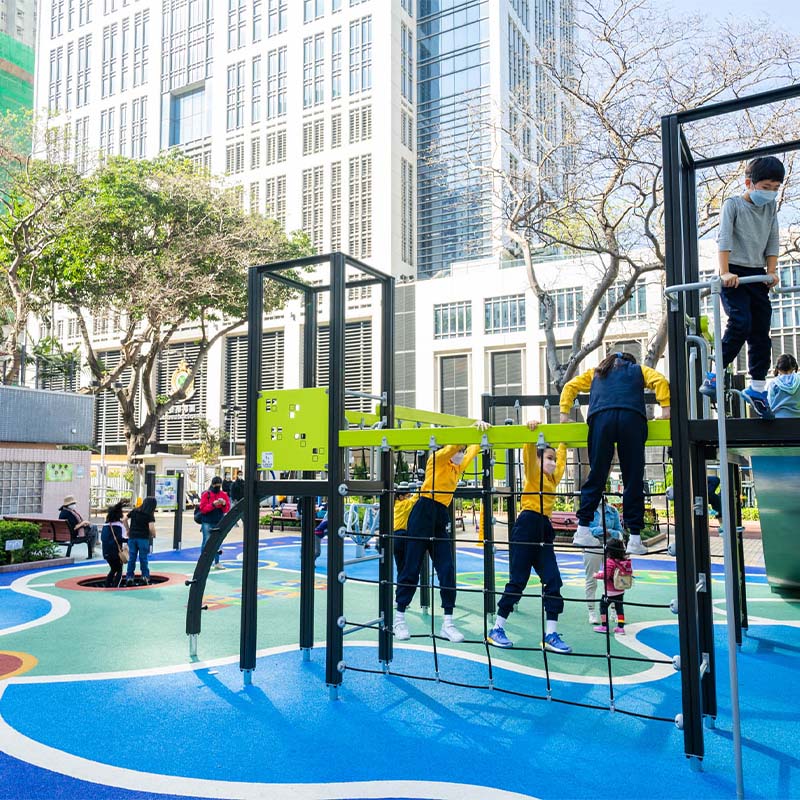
[0,537,797,800]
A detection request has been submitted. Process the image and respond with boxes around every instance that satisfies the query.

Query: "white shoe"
[572,529,596,547]
[626,541,648,556]
[588,612,599,625]
[212,563,226,570]
[440,621,465,643]
[394,619,410,640]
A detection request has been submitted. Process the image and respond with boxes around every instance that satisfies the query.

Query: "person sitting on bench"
[58,495,98,554]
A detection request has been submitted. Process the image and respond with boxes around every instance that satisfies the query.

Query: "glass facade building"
[417,0,492,279]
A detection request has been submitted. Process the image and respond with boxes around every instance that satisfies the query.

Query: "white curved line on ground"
[0,570,72,637]
[0,685,536,800]
[711,597,800,626]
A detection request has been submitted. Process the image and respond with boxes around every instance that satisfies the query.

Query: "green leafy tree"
[191,419,225,467]
[0,112,81,384]
[47,152,311,458]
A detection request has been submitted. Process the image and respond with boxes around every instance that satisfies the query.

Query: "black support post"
[172,472,184,550]
[481,394,496,622]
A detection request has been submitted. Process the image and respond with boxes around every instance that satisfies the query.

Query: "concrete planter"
[0,556,75,573]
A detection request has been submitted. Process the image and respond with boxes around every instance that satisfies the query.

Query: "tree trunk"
[645,312,669,368]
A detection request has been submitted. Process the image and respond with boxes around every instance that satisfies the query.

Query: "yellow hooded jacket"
[393,495,418,531]
[419,444,481,507]
[520,442,567,517]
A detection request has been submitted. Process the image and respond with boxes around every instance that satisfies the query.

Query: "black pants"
[600,595,625,625]
[395,497,456,613]
[497,511,564,621]
[707,475,722,517]
[104,554,123,587]
[720,264,772,381]
[393,528,407,575]
[578,409,647,534]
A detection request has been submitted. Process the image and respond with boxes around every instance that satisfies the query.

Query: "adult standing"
[58,495,98,558]
[100,500,129,588]
[199,476,231,570]
[125,497,157,585]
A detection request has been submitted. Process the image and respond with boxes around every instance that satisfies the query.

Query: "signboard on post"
[154,475,179,510]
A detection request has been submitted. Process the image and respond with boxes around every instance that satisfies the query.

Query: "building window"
[267,0,286,36]
[119,19,129,91]
[330,161,341,251]
[131,96,147,157]
[265,175,286,227]
[599,280,647,321]
[226,61,245,131]
[485,294,526,334]
[331,113,341,147]
[252,0,262,42]
[157,343,207,445]
[49,47,64,112]
[332,0,340,10]
[303,0,323,23]
[249,181,260,213]
[316,321,373,412]
[267,46,287,118]
[349,104,371,142]
[101,23,117,98]
[118,101,127,154]
[265,127,286,164]
[540,287,582,328]
[250,136,261,169]
[133,10,148,87]
[331,25,341,99]
[349,15,372,95]
[348,154,372,258]
[0,462,44,516]
[302,166,324,252]
[400,22,413,103]
[99,107,116,156]
[508,18,530,98]
[76,34,91,108]
[78,0,91,26]
[73,115,89,171]
[169,87,206,146]
[302,119,324,155]
[490,350,523,423]
[226,140,245,174]
[400,109,414,151]
[434,301,472,339]
[51,0,64,37]
[511,0,529,30]
[440,354,469,417]
[251,55,262,122]
[162,0,213,92]
[400,158,413,265]
[228,0,246,50]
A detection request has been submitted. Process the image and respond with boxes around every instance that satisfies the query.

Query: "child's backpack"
[612,562,634,591]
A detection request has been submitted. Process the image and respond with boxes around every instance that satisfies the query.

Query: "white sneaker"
[212,563,226,570]
[626,541,648,556]
[394,619,410,640]
[440,621,465,643]
[588,612,599,625]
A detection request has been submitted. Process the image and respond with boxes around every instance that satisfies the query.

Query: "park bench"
[269,503,300,532]
[4,516,95,558]
[550,511,578,535]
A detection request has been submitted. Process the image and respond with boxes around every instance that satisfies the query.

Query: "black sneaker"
[125,579,133,587]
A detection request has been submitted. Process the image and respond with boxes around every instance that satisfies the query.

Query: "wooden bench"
[550,511,578,534]
[269,503,301,532]
[5,516,96,558]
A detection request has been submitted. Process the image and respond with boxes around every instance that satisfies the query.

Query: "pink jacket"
[594,557,633,597]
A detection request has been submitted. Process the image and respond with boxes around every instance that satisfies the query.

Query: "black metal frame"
[240,252,394,690]
[662,83,800,762]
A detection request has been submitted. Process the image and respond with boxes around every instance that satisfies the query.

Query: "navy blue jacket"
[101,522,127,558]
[588,362,646,420]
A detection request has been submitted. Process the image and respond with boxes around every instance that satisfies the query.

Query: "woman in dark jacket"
[125,496,157,586]
[100,500,128,588]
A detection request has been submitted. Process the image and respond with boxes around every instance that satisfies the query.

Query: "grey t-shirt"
[717,195,779,269]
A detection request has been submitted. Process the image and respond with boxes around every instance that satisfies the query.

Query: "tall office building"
[0,30,34,113]
[1,0,36,48]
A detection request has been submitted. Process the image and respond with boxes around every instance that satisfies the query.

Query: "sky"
[666,0,800,32]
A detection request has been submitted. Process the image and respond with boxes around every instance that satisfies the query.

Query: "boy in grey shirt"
[701,156,784,417]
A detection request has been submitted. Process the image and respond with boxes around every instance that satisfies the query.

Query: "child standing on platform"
[392,482,418,575]
[701,156,785,418]
[394,421,490,644]
[560,351,670,556]
[593,538,633,635]
[487,421,571,653]
[768,354,800,418]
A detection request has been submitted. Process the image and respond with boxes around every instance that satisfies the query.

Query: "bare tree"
[471,0,800,389]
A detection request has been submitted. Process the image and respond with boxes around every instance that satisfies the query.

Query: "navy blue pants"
[707,475,722,517]
[395,497,456,613]
[720,264,772,381]
[578,409,647,534]
[497,511,564,621]
[393,528,407,574]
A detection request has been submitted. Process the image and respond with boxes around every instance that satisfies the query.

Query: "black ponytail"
[594,351,637,379]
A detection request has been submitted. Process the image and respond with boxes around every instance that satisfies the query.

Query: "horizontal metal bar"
[252,254,332,273]
[343,254,392,281]
[343,480,386,492]
[255,480,329,496]
[345,389,386,402]
[774,285,800,294]
[261,272,314,294]
[343,553,382,567]
[342,617,383,636]
[339,420,672,449]
[693,139,800,170]
[675,84,800,124]
[688,419,800,447]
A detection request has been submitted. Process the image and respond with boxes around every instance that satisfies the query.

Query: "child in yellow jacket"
[394,421,490,643]
[487,421,571,653]
[560,351,670,556]
[392,482,418,574]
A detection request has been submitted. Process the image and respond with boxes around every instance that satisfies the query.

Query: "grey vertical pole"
[299,289,318,657]
[325,253,347,696]
[240,265,264,683]
[662,114,705,764]
[378,270,395,668]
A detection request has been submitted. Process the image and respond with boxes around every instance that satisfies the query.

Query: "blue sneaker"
[487,626,513,648]
[542,632,572,654]
[699,372,716,398]
[741,386,774,419]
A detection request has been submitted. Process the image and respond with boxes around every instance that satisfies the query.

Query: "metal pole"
[100,396,107,510]
[710,279,745,800]
[481,393,496,623]
[173,472,184,549]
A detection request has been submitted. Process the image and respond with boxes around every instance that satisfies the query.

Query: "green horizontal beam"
[343,405,475,429]
[339,420,672,449]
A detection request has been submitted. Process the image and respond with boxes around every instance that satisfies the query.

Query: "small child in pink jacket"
[593,537,634,635]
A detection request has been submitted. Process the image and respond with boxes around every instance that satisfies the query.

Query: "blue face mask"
[749,189,778,207]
